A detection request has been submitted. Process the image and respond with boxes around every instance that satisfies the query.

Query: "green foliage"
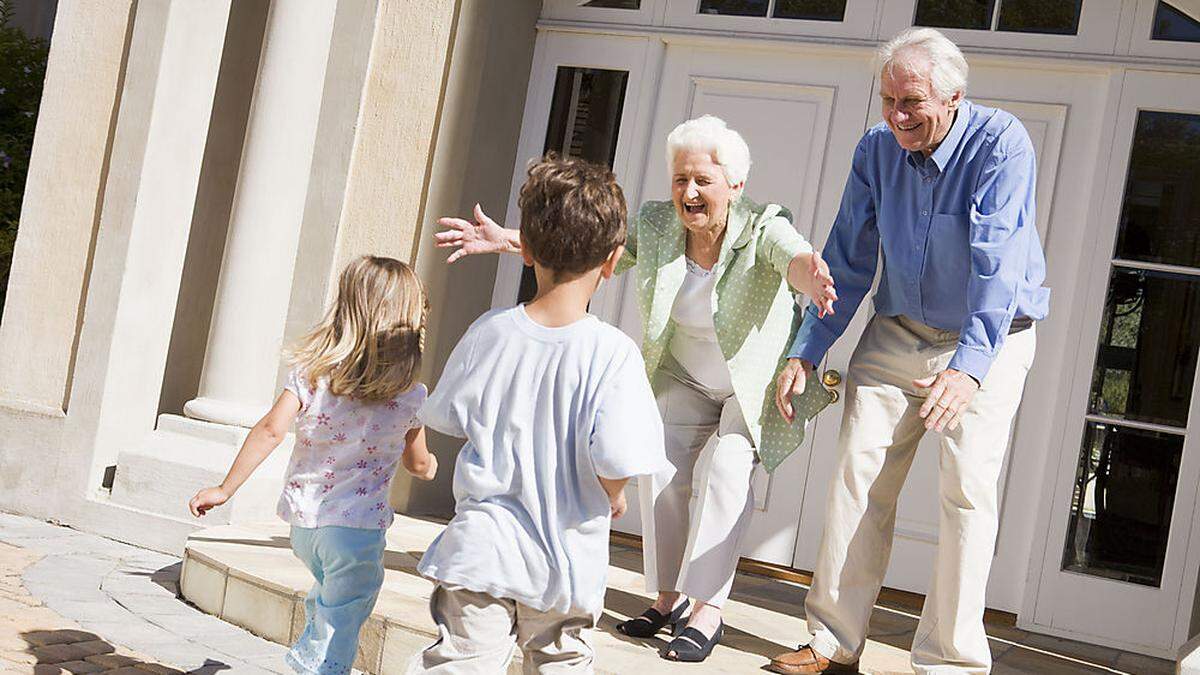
[0,0,49,314]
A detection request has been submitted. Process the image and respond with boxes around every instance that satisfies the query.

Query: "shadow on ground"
[20,629,231,675]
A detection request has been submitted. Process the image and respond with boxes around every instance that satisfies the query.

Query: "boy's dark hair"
[518,154,627,279]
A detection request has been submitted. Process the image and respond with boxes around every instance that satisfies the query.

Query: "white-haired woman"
[436,116,836,663]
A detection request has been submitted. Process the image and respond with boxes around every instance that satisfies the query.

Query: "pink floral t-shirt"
[278,368,426,529]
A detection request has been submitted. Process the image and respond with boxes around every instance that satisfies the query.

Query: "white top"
[417,306,669,616]
[278,368,426,530]
[667,257,734,393]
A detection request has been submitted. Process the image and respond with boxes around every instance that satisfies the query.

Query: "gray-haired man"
[769,28,1049,675]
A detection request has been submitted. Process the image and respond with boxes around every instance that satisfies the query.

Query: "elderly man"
[768,28,1049,675]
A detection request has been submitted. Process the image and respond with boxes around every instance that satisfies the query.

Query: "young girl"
[188,255,436,675]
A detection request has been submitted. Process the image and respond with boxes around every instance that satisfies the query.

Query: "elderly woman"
[436,116,836,663]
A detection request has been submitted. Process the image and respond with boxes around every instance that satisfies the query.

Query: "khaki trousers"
[805,315,1035,674]
[639,358,756,608]
[408,585,595,674]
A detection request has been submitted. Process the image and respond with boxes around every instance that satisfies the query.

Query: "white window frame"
[1125,0,1200,58]
[878,0,1123,55]
[662,0,880,39]
[539,0,668,26]
[490,31,661,319]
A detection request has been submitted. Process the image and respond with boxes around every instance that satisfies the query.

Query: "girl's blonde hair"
[289,256,427,401]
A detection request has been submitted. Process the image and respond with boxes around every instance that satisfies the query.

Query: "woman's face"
[671,150,742,235]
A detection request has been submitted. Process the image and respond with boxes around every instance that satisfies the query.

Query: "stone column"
[183,1,341,428]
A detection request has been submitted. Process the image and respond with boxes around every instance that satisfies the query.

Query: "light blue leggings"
[286,526,387,675]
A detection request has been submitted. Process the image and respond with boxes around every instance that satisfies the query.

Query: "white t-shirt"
[417,306,669,616]
[668,257,734,393]
[279,368,426,530]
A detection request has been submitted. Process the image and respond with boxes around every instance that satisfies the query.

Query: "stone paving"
[0,512,289,674]
[0,510,1180,674]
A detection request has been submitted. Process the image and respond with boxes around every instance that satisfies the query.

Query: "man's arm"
[920,129,1037,433]
[787,139,881,364]
[777,139,881,421]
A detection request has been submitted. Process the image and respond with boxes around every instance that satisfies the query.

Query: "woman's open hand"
[805,251,837,318]
[435,204,520,262]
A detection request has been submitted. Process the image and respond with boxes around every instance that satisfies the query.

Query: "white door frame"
[1022,69,1200,659]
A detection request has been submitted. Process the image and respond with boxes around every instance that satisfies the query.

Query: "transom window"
[581,0,642,8]
[914,0,1083,35]
[1153,1,1200,42]
[697,0,847,21]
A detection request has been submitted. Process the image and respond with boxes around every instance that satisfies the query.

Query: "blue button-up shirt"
[789,100,1050,381]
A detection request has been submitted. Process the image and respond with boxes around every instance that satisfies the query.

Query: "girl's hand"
[189,486,231,517]
[414,454,438,481]
[610,490,628,519]
[435,204,519,262]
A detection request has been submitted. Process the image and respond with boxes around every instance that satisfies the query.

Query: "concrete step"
[109,414,292,525]
[181,517,915,674]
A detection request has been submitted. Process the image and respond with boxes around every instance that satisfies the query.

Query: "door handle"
[822,369,842,388]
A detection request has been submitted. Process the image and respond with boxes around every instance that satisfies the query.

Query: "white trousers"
[639,358,756,609]
[408,584,595,674]
[805,315,1035,674]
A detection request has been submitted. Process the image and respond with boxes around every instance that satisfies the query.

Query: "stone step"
[180,517,915,674]
[109,414,293,526]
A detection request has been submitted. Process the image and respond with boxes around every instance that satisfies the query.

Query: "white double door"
[501,32,1102,612]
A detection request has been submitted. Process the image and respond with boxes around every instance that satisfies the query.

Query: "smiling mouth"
[897,122,921,132]
[684,202,706,215]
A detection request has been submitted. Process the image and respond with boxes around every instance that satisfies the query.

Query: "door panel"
[1030,70,1200,658]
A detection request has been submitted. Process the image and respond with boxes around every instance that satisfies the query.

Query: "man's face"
[879,55,961,156]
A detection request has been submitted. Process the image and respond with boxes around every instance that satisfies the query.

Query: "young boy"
[409,156,669,673]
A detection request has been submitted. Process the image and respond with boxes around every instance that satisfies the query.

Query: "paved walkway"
[0,512,289,674]
[0,510,1178,674]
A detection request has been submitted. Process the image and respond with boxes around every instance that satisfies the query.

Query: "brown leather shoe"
[766,645,860,674]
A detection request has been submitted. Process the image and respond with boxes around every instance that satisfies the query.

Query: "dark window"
[914,0,995,31]
[914,0,1081,35]
[1114,112,1200,269]
[773,0,847,21]
[1152,1,1200,43]
[1062,423,1182,587]
[581,0,642,9]
[517,67,629,304]
[1087,268,1200,428]
[698,0,769,17]
[996,0,1082,35]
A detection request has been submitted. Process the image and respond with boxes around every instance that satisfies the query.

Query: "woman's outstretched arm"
[435,203,522,262]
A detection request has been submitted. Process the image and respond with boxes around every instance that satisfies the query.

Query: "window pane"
[997,0,1081,35]
[518,67,629,304]
[1115,111,1200,268]
[773,0,846,21]
[1153,1,1200,42]
[582,0,641,9]
[1088,268,1200,427]
[698,0,769,17]
[914,0,995,30]
[1062,423,1182,587]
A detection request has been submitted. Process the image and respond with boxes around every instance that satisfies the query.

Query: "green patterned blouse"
[615,196,812,464]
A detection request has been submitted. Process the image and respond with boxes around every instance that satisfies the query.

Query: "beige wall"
[393,0,542,516]
[0,0,135,517]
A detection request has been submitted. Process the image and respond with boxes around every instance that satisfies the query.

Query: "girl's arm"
[188,391,302,517]
[402,426,437,481]
[598,476,630,519]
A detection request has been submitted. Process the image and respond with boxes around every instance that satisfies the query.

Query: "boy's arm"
[597,476,630,519]
[188,391,302,517]
[402,426,437,481]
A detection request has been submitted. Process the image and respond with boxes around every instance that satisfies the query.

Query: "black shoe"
[616,599,690,638]
[664,622,723,662]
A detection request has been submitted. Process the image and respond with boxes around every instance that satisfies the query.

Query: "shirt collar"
[928,99,971,172]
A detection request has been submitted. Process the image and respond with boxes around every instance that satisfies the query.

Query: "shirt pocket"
[926,213,972,305]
